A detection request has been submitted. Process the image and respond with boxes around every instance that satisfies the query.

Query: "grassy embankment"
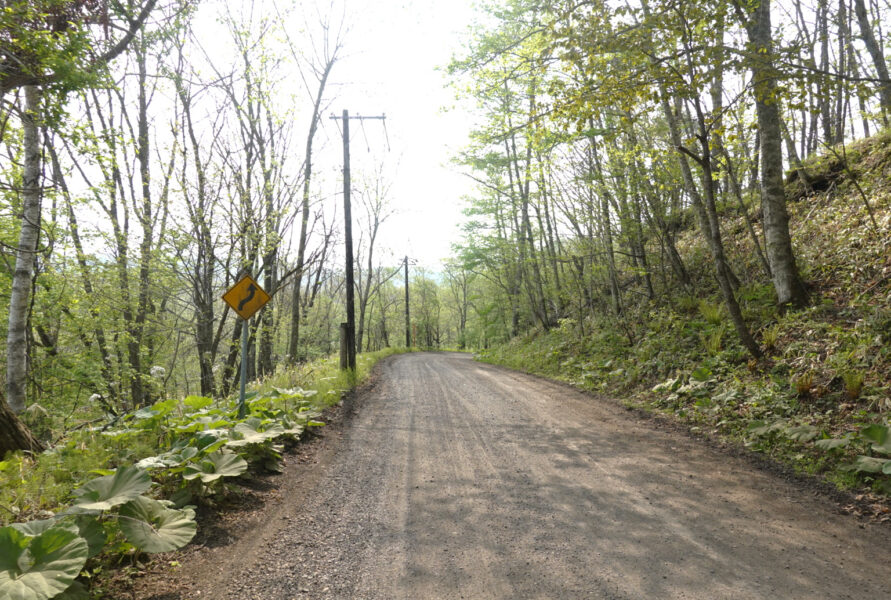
[479,131,891,497]
[0,347,406,526]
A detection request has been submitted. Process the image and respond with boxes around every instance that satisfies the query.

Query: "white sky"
[299,0,480,270]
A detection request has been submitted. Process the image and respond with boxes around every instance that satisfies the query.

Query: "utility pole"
[331,110,386,371]
[404,255,411,348]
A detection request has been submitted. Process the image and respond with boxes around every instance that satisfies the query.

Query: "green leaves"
[11,517,104,559]
[784,425,819,443]
[839,425,891,474]
[747,419,786,437]
[813,437,850,451]
[0,522,88,600]
[117,497,197,553]
[71,466,152,511]
[0,466,198,597]
[860,424,891,455]
[690,366,713,382]
[136,446,199,470]
[225,418,286,448]
[844,456,891,475]
[0,385,328,597]
[652,376,682,393]
[183,396,213,411]
[182,452,247,483]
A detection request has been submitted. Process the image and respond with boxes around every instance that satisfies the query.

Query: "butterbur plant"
[842,424,891,477]
[0,520,90,600]
[0,466,197,600]
[0,385,328,599]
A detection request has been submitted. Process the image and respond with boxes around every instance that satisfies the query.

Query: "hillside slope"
[479,130,891,505]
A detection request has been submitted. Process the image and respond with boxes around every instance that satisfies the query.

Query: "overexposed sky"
[301,0,480,270]
[185,0,479,271]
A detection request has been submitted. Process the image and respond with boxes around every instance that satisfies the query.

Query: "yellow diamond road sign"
[223,275,270,320]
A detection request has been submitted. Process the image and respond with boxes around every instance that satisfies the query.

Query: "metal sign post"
[238,322,248,418]
[222,274,270,418]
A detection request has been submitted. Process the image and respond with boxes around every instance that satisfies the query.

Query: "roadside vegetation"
[0,2,434,595]
[477,132,891,498]
[443,1,891,501]
[0,348,403,599]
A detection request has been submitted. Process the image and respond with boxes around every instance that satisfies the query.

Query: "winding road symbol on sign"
[223,275,270,321]
[238,283,257,312]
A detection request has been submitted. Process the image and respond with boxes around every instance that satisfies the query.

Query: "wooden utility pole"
[331,110,386,371]
[341,110,356,370]
[404,255,411,348]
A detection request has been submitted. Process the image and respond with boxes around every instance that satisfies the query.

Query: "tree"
[1,1,159,453]
[285,4,344,364]
[734,0,809,308]
[852,0,891,121]
[354,167,396,353]
[0,1,158,96]
[3,86,45,453]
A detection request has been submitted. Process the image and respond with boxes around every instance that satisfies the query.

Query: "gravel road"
[166,352,890,599]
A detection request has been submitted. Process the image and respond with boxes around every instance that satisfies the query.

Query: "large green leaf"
[136,447,199,470]
[279,422,305,437]
[194,430,229,453]
[861,424,891,455]
[182,396,213,411]
[10,518,56,537]
[844,455,890,474]
[690,366,712,382]
[747,420,785,437]
[785,425,819,442]
[182,452,247,483]
[11,517,103,559]
[131,407,160,421]
[72,518,105,559]
[118,497,196,553]
[134,456,168,471]
[860,424,888,445]
[53,580,89,600]
[225,419,285,448]
[0,522,88,600]
[175,416,232,433]
[814,437,850,451]
[72,466,152,510]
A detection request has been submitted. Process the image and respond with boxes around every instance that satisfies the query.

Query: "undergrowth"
[0,347,405,599]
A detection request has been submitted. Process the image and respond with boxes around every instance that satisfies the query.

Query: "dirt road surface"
[147,353,890,599]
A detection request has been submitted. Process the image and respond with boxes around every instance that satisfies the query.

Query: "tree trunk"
[130,39,154,407]
[853,0,891,120]
[176,71,217,397]
[818,0,835,145]
[7,85,41,414]
[589,135,622,316]
[741,0,809,308]
[0,396,43,455]
[289,57,335,363]
[1,86,44,454]
[662,94,761,358]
